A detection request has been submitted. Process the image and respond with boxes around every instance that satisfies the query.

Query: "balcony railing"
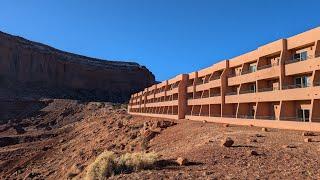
[222,115,237,118]
[282,83,311,90]
[210,114,221,117]
[239,89,256,94]
[280,116,310,122]
[258,87,280,92]
[241,69,256,75]
[314,82,320,86]
[237,115,254,119]
[188,92,221,100]
[228,72,240,78]
[285,55,314,64]
[210,75,221,81]
[225,91,238,96]
[257,61,279,70]
[195,80,204,85]
[255,116,276,120]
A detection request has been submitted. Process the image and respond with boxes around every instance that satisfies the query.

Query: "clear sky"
[1,0,319,81]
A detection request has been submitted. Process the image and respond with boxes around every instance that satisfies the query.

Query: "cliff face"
[0,31,155,102]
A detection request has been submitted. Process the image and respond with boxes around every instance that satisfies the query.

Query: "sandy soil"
[1,99,320,179]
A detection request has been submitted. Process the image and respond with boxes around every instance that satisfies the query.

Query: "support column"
[313,40,320,58]
[220,60,229,117]
[279,39,289,90]
[178,74,188,119]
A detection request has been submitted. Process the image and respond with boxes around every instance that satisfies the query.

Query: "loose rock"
[304,138,312,142]
[302,131,315,136]
[221,137,234,147]
[248,150,259,156]
[223,124,230,128]
[176,157,188,166]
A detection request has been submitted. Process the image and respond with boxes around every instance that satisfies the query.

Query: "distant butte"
[0,31,155,102]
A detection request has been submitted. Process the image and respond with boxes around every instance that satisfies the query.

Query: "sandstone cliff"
[0,31,155,102]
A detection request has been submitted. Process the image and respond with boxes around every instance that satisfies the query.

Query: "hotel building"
[128,27,320,131]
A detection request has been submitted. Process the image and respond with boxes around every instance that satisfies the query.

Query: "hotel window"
[293,51,308,61]
[295,76,309,88]
[249,64,257,73]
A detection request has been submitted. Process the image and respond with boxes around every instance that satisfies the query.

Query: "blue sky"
[1,0,319,81]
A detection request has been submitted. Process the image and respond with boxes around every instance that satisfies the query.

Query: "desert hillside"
[0,31,155,102]
[0,99,320,179]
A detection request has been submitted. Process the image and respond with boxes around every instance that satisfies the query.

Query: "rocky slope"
[0,31,155,102]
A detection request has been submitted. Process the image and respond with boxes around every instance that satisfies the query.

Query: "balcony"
[282,83,311,90]
[237,115,254,119]
[225,91,237,96]
[285,56,320,75]
[145,100,178,107]
[258,87,280,92]
[257,61,279,71]
[196,79,221,91]
[255,116,276,120]
[239,89,256,94]
[188,94,221,105]
[228,66,279,85]
[285,55,314,65]
[154,91,166,98]
[166,88,179,96]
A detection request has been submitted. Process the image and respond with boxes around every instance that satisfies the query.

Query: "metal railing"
[227,72,240,78]
[285,55,314,64]
[210,114,221,117]
[222,115,237,118]
[210,75,221,81]
[280,116,310,122]
[187,93,221,100]
[237,115,254,119]
[255,116,276,120]
[241,69,256,75]
[258,87,280,92]
[225,91,238,96]
[314,82,320,86]
[239,89,256,94]
[257,61,279,70]
[282,83,311,90]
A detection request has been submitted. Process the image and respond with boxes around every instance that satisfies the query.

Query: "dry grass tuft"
[85,151,116,180]
[117,152,159,172]
[86,151,159,179]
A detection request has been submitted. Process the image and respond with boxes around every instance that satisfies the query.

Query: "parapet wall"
[128,27,320,132]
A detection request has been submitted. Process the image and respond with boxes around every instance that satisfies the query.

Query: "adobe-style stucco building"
[128,27,320,131]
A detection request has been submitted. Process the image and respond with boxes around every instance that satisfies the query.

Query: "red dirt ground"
[1,99,320,179]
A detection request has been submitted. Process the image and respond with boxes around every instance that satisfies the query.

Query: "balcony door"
[295,76,309,88]
[249,64,257,73]
[297,109,310,122]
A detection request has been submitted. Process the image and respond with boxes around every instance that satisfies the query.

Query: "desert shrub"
[85,151,116,180]
[86,151,159,179]
[116,152,159,173]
